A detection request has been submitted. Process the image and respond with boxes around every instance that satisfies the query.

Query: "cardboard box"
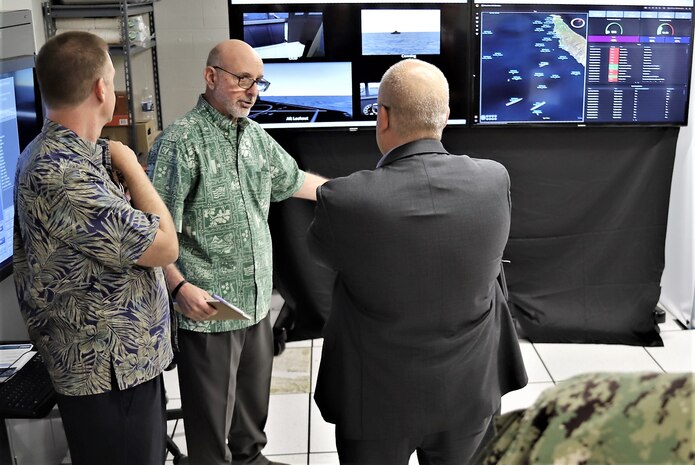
[101,119,159,160]
[105,91,130,127]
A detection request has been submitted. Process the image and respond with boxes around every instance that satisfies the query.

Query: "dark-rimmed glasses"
[212,65,270,91]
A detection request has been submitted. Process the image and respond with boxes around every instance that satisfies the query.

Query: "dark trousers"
[176,315,274,465]
[336,416,494,465]
[56,373,166,465]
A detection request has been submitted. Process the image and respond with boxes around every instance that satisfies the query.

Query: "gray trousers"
[176,315,274,465]
[336,416,494,465]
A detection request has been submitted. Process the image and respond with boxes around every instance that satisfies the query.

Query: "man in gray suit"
[307,59,528,465]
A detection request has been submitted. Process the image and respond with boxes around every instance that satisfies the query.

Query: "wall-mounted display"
[472,0,694,126]
[229,0,470,129]
[0,55,43,281]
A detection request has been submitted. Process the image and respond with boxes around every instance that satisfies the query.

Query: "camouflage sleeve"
[476,372,693,465]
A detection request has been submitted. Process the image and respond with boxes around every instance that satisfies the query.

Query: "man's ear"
[204,66,216,90]
[378,104,390,132]
[95,77,107,103]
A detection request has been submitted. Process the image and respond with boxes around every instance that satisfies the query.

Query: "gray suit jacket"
[307,139,527,440]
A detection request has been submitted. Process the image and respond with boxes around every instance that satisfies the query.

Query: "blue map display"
[479,12,588,123]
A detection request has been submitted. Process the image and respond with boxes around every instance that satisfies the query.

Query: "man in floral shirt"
[149,39,325,465]
[13,31,178,465]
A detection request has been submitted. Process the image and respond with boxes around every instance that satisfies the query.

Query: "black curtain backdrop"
[269,126,678,346]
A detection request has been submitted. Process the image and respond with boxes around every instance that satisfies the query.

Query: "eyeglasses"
[212,66,270,92]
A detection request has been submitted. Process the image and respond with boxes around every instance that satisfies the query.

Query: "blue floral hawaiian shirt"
[13,120,173,396]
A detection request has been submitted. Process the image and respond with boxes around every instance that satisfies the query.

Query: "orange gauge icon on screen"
[657,23,675,36]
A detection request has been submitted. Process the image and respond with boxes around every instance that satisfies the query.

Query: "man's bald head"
[378,59,449,141]
[207,39,262,71]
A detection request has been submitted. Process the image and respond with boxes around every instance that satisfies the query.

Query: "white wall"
[660,57,695,328]
[154,0,229,126]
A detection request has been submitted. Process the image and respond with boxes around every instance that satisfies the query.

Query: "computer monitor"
[229,0,471,129]
[471,0,694,126]
[0,55,43,282]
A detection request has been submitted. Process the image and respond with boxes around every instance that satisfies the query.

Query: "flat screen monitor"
[0,55,42,282]
[229,0,470,129]
[472,0,694,126]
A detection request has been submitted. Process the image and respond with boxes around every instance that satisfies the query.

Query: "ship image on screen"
[249,62,352,126]
[361,9,441,56]
[479,12,588,123]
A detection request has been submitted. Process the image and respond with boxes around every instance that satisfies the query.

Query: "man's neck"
[46,107,103,142]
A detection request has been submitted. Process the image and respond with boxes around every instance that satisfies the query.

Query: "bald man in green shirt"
[149,40,326,465]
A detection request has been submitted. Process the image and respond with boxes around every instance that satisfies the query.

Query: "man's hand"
[174,281,219,321]
[108,140,140,174]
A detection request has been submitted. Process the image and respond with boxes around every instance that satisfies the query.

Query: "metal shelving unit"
[43,0,162,150]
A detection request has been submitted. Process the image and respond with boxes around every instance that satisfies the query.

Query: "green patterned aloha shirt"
[13,120,173,396]
[148,96,305,332]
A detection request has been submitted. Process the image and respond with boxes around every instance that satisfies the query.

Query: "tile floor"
[164,308,694,465]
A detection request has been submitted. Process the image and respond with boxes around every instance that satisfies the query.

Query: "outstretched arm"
[293,172,328,201]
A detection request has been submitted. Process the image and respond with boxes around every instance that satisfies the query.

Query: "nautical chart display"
[472,0,694,126]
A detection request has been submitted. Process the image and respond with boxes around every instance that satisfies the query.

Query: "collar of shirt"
[376,139,448,168]
[43,119,124,193]
[376,149,392,169]
[43,119,105,168]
